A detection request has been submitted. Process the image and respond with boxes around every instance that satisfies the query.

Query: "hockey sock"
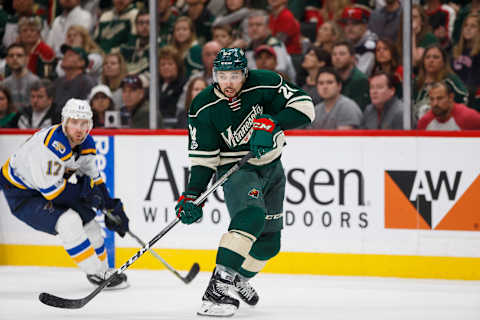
[83,219,108,270]
[55,209,104,275]
[238,231,281,279]
[216,207,265,272]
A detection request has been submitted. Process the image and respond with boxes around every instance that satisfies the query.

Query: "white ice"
[0,266,479,320]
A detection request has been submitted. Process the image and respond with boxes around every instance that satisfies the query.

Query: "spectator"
[303,0,351,38]
[157,0,180,48]
[53,44,96,109]
[362,71,403,129]
[171,16,203,77]
[47,0,93,55]
[157,46,187,128]
[338,6,378,76]
[245,10,296,82]
[88,84,115,128]
[417,81,480,130]
[331,40,370,111]
[452,0,480,44]
[372,38,403,98]
[94,0,139,53]
[452,13,480,111]
[212,0,250,41]
[3,0,50,49]
[414,44,468,122]
[428,6,453,53]
[308,67,362,129]
[424,0,456,41]
[3,43,40,112]
[300,45,331,104]
[212,24,235,48]
[409,4,438,69]
[254,45,281,74]
[17,17,56,79]
[56,25,104,81]
[120,9,151,82]
[101,52,128,109]
[17,79,60,129]
[0,86,18,128]
[313,21,343,53]
[368,0,401,43]
[181,0,216,44]
[119,74,162,128]
[176,76,208,128]
[267,0,302,60]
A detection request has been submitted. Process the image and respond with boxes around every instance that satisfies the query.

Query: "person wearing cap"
[17,16,56,79]
[88,85,115,128]
[254,44,282,76]
[52,44,96,109]
[17,79,60,129]
[245,10,296,82]
[119,74,163,129]
[3,43,40,112]
[47,0,93,55]
[339,5,378,76]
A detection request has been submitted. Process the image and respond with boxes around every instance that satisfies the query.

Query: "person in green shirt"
[0,86,18,128]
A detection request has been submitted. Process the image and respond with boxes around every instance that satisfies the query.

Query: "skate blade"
[196,300,237,317]
[90,281,130,291]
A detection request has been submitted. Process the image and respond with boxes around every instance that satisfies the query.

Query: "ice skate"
[197,268,239,317]
[233,275,259,306]
[86,269,128,290]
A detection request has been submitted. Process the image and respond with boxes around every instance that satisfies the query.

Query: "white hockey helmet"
[61,98,93,132]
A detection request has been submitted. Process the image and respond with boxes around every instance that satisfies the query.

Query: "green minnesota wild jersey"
[186,69,314,194]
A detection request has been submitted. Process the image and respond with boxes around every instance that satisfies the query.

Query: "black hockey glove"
[104,199,130,237]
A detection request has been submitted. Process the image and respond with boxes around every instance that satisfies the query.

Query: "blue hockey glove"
[250,114,278,159]
[78,176,104,209]
[175,193,203,224]
[104,199,129,237]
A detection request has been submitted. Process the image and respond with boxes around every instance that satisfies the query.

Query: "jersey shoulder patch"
[79,135,97,156]
[43,125,72,161]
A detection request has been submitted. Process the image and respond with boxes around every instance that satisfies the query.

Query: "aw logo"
[385,170,480,231]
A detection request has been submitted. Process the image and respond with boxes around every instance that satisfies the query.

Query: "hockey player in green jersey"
[175,48,314,317]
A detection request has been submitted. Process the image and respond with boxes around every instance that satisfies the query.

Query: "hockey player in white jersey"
[0,98,129,288]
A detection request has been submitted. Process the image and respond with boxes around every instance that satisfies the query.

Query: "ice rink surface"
[0,266,479,320]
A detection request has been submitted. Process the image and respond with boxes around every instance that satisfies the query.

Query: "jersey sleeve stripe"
[42,179,67,200]
[43,124,60,147]
[1,159,28,190]
[286,100,315,122]
[60,152,73,161]
[191,156,220,170]
[93,176,104,185]
[189,149,220,156]
[81,148,96,155]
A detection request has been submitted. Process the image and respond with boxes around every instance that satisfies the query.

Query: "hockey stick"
[104,209,200,284]
[38,152,254,309]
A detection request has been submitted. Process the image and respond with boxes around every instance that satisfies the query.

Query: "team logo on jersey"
[52,141,66,153]
[221,104,263,148]
[248,188,260,199]
[189,124,198,150]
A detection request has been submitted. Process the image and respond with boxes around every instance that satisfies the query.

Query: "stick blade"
[39,292,86,309]
[183,262,200,284]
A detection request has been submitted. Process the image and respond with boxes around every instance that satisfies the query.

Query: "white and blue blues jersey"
[1,125,103,200]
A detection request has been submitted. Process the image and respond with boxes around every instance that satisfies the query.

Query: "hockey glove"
[78,176,104,209]
[104,199,130,237]
[250,114,278,159]
[175,193,203,224]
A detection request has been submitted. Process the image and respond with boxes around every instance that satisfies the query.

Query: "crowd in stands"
[0,0,480,131]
